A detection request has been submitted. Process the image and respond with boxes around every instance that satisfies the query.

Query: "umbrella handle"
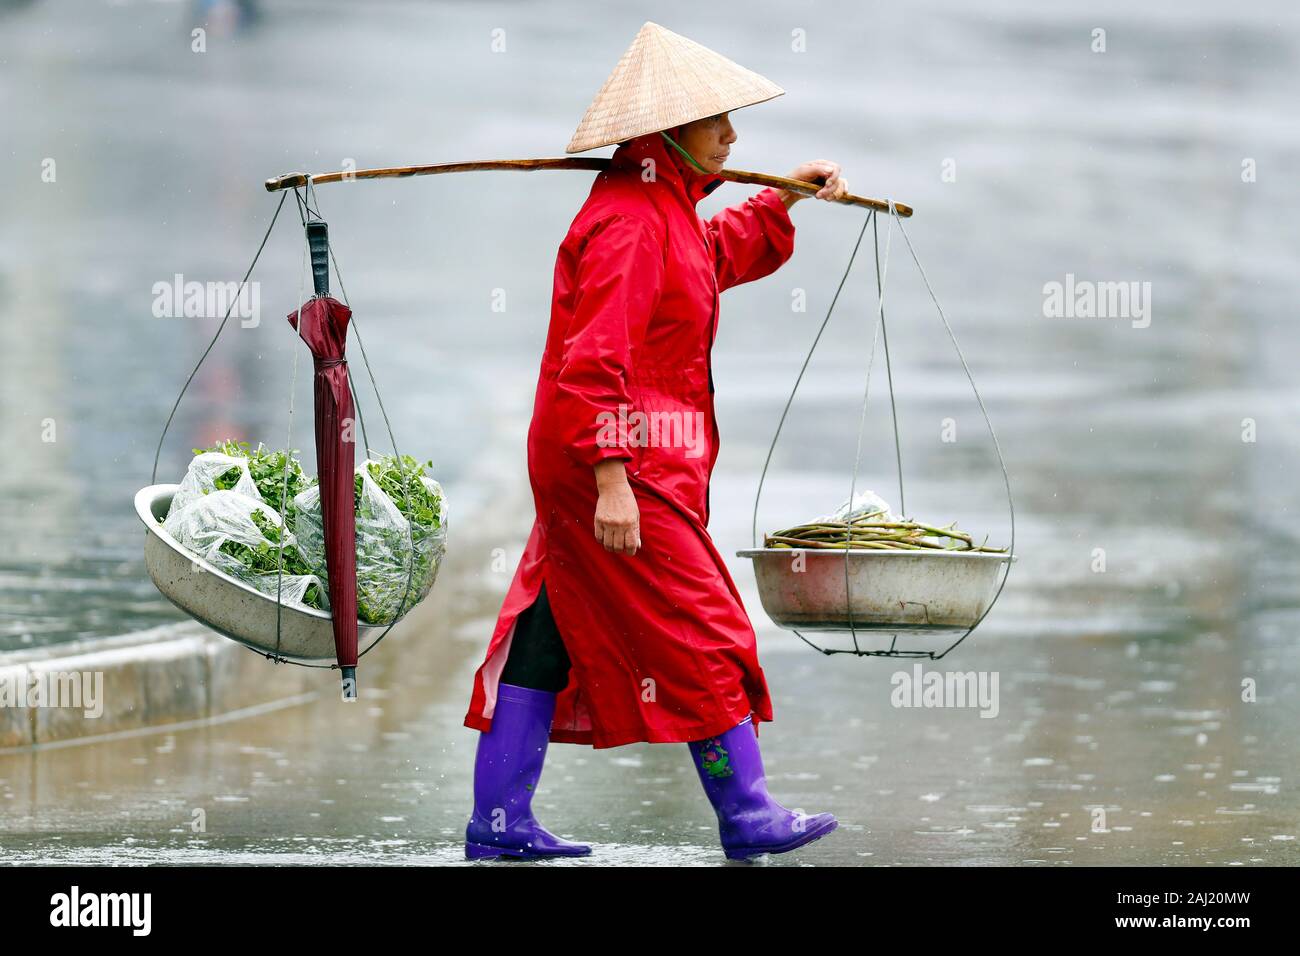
[306,220,330,297]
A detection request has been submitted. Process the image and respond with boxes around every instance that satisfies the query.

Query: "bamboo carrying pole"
[264,158,913,217]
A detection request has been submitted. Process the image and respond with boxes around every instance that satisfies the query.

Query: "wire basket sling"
[149,179,420,670]
[750,205,1016,659]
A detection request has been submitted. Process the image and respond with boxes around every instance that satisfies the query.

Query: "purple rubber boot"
[465,682,592,860]
[689,716,838,861]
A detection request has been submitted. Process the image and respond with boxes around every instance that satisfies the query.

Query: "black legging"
[499,581,572,693]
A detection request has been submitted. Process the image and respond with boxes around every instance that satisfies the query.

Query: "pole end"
[265,172,309,192]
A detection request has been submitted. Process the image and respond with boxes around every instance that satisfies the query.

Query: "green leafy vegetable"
[195,439,315,525]
[216,507,325,609]
[175,441,446,623]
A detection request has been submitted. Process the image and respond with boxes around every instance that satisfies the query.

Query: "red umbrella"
[287,220,358,697]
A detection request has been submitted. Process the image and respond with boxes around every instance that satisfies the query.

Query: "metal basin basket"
[135,484,388,664]
[738,547,1013,635]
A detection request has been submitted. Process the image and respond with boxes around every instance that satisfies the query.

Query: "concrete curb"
[0,623,316,751]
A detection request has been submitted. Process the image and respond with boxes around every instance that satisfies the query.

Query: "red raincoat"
[463,132,796,748]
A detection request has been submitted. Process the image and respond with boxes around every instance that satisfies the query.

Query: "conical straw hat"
[566,22,784,154]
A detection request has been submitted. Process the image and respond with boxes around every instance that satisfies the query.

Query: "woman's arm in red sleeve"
[552,213,665,467]
[706,187,797,293]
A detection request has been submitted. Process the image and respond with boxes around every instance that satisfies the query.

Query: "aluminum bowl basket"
[738,547,1012,638]
[135,484,389,664]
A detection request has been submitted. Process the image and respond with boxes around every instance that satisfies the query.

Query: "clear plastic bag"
[817,489,898,524]
[405,474,449,606]
[163,489,326,611]
[170,452,261,515]
[293,462,448,626]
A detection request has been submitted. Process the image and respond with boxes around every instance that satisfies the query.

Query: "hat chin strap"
[659,131,713,175]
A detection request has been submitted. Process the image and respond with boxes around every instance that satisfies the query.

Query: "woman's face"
[675,112,737,173]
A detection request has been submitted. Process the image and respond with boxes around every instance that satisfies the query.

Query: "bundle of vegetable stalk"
[161,440,447,624]
[764,490,1005,553]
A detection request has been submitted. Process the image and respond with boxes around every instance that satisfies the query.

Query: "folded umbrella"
[287,220,359,697]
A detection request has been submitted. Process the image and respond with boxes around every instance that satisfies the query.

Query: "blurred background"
[1,0,1298,865]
